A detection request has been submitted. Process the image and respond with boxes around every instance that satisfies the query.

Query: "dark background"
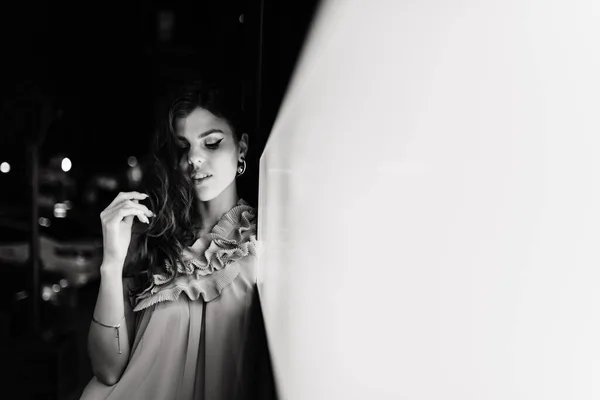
[0,0,320,398]
[1,0,321,209]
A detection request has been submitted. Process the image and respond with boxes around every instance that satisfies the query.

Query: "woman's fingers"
[104,191,149,211]
[101,199,155,221]
[116,207,150,225]
[102,205,152,226]
[116,200,155,217]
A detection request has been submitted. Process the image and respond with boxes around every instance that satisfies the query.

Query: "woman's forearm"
[87,264,133,385]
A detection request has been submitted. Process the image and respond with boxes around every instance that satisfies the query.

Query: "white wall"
[258,1,600,399]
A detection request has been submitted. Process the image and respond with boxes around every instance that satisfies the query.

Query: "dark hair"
[124,81,247,294]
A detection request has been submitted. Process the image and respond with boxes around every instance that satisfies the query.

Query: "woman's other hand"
[100,191,154,270]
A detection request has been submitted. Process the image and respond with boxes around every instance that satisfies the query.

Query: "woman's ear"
[239,133,249,160]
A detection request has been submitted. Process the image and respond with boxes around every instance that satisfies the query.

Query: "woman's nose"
[187,148,206,166]
[188,156,203,167]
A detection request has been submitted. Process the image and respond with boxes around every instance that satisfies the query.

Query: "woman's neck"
[195,183,239,234]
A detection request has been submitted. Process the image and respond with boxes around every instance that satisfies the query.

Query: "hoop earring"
[236,159,246,177]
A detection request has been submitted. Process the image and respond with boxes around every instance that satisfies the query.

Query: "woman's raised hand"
[100,191,154,269]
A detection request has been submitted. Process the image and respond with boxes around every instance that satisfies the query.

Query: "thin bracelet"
[92,315,125,354]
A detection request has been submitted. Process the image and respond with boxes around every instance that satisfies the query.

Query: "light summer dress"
[80,199,273,400]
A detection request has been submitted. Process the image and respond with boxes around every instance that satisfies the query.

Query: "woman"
[80,81,269,399]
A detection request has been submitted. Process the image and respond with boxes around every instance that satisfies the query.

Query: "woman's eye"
[205,139,223,149]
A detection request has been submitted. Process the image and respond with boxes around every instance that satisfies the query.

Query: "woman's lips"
[192,174,212,184]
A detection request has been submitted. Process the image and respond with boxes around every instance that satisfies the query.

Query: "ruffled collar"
[132,198,257,311]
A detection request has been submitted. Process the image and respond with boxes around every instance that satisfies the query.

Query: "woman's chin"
[195,189,217,202]
[194,179,237,203]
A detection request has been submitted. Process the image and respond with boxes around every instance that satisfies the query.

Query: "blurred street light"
[0,162,10,173]
[54,203,67,218]
[61,157,72,172]
[38,217,51,227]
[127,165,143,187]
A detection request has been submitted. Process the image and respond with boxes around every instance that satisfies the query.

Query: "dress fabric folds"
[80,199,272,400]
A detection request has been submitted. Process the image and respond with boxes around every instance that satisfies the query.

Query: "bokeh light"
[61,157,72,172]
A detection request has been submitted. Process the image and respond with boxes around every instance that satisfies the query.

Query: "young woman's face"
[176,107,247,202]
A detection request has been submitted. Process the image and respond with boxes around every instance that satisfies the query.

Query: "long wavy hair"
[124,81,247,295]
